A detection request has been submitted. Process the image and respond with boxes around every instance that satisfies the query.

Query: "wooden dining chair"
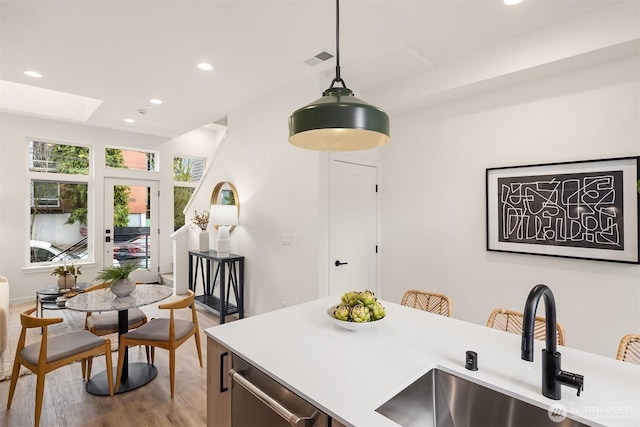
[616,334,640,365]
[83,281,147,336]
[486,308,566,346]
[6,306,114,426]
[116,289,202,397]
[401,289,452,317]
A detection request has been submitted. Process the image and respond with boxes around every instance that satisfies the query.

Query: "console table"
[188,250,244,324]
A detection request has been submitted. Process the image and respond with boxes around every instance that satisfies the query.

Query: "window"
[174,186,195,230]
[27,139,90,265]
[31,181,60,207]
[174,157,204,182]
[30,140,89,174]
[173,156,205,230]
[106,147,158,171]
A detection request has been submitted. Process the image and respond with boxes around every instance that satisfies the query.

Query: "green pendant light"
[288,0,390,151]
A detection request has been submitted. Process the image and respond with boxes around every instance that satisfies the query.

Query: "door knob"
[335,260,348,267]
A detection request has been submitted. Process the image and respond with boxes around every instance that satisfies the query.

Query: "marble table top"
[66,284,173,312]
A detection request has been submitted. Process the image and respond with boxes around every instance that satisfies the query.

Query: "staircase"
[160,273,173,287]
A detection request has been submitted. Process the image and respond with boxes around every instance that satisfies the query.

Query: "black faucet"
[521,284,584,400]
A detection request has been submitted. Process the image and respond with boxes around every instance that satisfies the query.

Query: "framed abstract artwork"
[486,156,640,264]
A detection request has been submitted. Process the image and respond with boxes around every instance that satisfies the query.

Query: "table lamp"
[210,204,238,256]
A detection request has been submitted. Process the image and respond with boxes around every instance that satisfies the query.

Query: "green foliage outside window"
[174,158,193,181]
[58,147,130,227]
[106,148,131,227]
[173,157,194,230]
[49,144,90,174]
[30,143,131,230]
[174,187,194,230]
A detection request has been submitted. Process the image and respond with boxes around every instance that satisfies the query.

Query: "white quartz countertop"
[205,296,640,427]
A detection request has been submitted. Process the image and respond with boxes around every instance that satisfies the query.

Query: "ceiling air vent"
[304,50,334,66]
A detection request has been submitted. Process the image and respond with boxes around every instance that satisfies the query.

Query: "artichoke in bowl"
[350,303,371,323]
[358,290,377,306]
[329,290,386,330]
[340,291,361,307]
[368,301,386,320]
[333,304,351,321]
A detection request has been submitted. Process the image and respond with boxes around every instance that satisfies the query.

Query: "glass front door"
[104,178,158,283]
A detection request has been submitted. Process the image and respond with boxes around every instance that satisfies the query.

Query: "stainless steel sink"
[375,369,588,427]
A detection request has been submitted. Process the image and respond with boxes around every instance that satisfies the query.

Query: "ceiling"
[0,0,633,139]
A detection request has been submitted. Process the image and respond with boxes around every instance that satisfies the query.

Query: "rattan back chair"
[401,289,452,317]
[486,308,565,346]
[616,334,640,365]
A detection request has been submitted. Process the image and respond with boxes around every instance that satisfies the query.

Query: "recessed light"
[504,0,523,5]
[149,98,162,105]
[124,118,136,123]
[24,70,43,78]
[198,63,213,71]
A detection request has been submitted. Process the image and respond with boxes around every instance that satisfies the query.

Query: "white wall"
[187,78,324,316]
[0,112,218,302]
[156,126,221,278]
[380,57,640,358]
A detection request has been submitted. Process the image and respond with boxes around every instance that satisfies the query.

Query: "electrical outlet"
[281,234,292,246]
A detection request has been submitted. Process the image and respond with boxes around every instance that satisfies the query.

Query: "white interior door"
[104,178,158,283]
[329,160,378,297]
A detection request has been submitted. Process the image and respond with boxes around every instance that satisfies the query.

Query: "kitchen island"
[205,296,640,426]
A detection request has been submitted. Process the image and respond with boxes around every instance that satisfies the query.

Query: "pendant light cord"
[329,0,347,89]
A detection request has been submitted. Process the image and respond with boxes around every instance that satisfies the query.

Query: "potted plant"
[51,262,82,290]
[94,261,138,297]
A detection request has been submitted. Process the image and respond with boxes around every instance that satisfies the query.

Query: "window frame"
[26,138,93,268]
[105,146,160,172]
[31,180,61,207]
[173,155,206,230]
[173,156,206,184]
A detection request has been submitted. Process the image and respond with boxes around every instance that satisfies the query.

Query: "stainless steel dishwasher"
[230,354,329,427]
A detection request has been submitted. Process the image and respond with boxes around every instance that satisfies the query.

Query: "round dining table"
[66,284,174,395]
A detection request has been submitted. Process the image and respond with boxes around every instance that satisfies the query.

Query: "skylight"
[0,80,102,122]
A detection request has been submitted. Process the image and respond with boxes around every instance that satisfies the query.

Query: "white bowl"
[327,306,385,331]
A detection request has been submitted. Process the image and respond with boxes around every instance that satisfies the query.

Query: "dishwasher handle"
[229,368,314,427]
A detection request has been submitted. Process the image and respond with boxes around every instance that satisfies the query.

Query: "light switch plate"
[281,234,292,246]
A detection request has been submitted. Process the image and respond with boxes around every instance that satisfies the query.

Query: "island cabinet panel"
[207,337,231,427]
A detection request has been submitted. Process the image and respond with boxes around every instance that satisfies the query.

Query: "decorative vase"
[57,274,76,290]
[199,230,209,251]
[110,279,135,297]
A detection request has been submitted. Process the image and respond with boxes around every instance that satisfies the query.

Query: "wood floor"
[0,304,228,427]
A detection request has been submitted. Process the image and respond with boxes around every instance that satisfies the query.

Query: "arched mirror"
[210,182,239,231]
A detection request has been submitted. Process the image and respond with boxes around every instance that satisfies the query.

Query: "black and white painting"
[486,157,639,264]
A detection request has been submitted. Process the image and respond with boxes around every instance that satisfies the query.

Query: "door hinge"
[376,245,378,253]
[158,228,160,235]
[158,190,160,197]
[375,184,378,192]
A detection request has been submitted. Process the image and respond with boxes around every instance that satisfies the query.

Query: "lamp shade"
[210,204,238,226]
[288,87,390,151]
